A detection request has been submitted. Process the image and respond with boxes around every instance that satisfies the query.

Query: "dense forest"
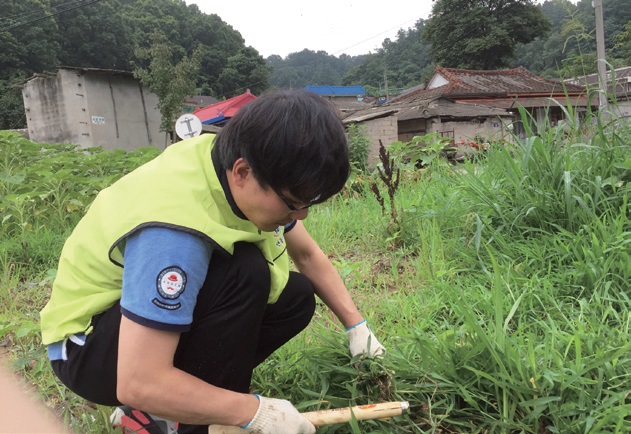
[1,0,630,129]
[316,0,631,96]
[0,0,268,129]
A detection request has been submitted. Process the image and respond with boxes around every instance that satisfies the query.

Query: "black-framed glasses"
[271,187,317,211]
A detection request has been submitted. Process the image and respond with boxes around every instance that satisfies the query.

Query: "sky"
[187,1,434,58]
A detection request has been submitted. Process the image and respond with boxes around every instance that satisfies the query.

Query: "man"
[40,89,384,434]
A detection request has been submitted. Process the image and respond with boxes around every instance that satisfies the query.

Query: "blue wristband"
[240,394,261,429]
[345,319,366,331]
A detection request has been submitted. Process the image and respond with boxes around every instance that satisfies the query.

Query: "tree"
[133,32,203,133]
[268,49,352,89]
[613,21,631,64]
[513,0,581,76]
[217,47,271,97]
[342,19,433,94]
[423,0,551,69]
[0,0,62,128]
[0,0,262,129]
[53,0,133,70]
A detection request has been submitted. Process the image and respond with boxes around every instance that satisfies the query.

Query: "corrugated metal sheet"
[305,85,366,96]
[193,90,256,125]
[565,66,631,99]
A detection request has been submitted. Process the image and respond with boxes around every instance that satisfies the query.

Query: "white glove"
[244,395,315,434]
[346,320,385,358]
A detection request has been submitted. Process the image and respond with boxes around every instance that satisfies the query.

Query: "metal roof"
[304,85,367,96]
[193,90,256,125]
[565,66,631,99]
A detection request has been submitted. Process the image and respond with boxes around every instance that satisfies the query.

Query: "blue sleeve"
[120,226,212,332]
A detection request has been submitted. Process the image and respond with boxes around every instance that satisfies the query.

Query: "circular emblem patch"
[156,267,187,299]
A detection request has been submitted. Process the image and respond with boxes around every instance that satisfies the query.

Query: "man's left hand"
[346,320,385,358]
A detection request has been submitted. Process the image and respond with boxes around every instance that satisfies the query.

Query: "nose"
[289,208,310,220]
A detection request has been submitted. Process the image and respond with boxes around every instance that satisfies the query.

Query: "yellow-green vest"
[40,134,290,345]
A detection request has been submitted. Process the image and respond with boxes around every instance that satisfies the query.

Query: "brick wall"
[359,116,399,167]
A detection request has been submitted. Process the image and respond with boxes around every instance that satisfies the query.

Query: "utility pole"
[384,66,389,101]
[593,0,609,112]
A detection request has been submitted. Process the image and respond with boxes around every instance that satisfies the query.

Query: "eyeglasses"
[271,187,316,211]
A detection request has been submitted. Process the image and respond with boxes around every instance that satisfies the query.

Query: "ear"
[230,158,253,187]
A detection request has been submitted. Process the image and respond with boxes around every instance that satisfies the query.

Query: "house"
[22,67,165,150]
[565,66,631,117]
[343,66,593,164]
[305,85,370,115]
[183,95,219,116]
[193,90,257,127]
[184,95,219,109]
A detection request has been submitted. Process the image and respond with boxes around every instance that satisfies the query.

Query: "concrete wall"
[23,72,78,145]
[395,116,511,145]
[355,116,399,167]
[23,69,165,150]
[612,100,631,117]
[427,116,510,144]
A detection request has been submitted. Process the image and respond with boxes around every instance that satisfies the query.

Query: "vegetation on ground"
[1,105,630,433]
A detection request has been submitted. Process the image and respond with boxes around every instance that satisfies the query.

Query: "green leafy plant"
[388,133,453,170]
[346,124,371,173]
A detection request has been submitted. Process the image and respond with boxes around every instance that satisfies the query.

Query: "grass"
[0,108,630,433]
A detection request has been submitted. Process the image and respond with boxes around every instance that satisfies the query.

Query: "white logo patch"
[156,267,187,300]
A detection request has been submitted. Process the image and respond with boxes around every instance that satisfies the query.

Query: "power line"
[1,0,103,32]
[217,18,421,99]
[330,18,419,57]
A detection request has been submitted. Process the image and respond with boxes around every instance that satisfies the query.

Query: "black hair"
[214,88,350,204]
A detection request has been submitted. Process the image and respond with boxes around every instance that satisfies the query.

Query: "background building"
[22,67,165,151]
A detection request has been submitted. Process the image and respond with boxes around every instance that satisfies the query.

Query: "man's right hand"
[244,395,315,434]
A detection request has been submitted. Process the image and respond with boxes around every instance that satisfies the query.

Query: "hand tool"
[207,400,410,433]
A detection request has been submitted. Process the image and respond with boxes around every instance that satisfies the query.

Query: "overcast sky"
[187,1,434,58]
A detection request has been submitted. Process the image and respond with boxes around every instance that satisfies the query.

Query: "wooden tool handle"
[207,401,409,433]
[303,401,409,425]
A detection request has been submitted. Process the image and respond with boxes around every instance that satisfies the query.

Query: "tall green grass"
[0,108,629,433]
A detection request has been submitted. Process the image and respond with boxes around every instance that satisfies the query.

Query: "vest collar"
[211,146,248,221]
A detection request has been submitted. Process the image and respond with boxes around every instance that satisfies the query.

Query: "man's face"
[228,158,311,232]
[246,183,311,232]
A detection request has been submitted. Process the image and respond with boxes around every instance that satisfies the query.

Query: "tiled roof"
[436,66,585,94]
[392,66,586,104]
[387,85,447,104]
[341,67,597,123]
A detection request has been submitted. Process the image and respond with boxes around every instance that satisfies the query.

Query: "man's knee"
[292,273,316,307]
